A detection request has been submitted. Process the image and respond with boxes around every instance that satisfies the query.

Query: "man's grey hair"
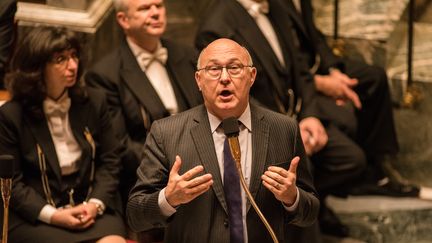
[196,45,253,70]
[112,0,128,12]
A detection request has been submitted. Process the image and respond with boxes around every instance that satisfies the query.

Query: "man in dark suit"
[282,0,422,232]
[195,0,368,238]
[127,38,319,243]
[85,0,202,217]
[283,0,410,180]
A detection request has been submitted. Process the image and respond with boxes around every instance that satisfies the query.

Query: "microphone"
[221,117,279,243]
[222,117,241,169]
[0,154,14,243]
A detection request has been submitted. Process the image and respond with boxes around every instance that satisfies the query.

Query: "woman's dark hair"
[5,26,87,119]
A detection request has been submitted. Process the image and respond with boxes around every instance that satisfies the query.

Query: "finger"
[262,174,280,189]
[188,179,214,195]
[80,218,95,229]
[68,206,87,217]
[267,166,289,178]
[262,180,279,193]
[344,88,362,109]
[344,78,358,87]
[335,99,346,106]
[78,212,93,223]
[181,165,205,181]
[288,156,300,175]
[187,173,213,188]
[170,155,182,176]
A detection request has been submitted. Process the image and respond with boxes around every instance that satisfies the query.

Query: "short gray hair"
[112,0,128,12]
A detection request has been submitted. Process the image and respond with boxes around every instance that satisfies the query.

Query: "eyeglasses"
[197,64,252,80]
[50,52,79,67]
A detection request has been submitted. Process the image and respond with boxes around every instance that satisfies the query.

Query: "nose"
[66,57,78,70]
[149,4,160,16]
[219,67,231,83]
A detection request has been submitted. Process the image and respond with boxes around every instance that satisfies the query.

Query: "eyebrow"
[206,58,243,64]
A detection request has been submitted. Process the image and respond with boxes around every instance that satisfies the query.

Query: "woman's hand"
[50,204,95,230]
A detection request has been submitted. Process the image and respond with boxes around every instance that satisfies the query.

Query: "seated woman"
[0,26,127,243]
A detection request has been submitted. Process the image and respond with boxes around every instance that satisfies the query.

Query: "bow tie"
[248,0,269,18]
[139,46,168,70]
[43,97,71,116]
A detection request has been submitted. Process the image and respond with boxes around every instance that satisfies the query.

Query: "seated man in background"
[283,0,420,196]
[85,0,202,240]
[85,0,202,241]
[127,37,320,243]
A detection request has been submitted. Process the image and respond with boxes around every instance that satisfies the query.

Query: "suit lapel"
[25,115,62,182]
[190,107,228,214]
[227,0,286,102]
[281,0,309,40]
[68,99,91,180]
[119,41,169,121]
[163,39,199,110]
[247,105,269,212]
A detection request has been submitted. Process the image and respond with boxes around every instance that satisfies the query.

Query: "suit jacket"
[127,103,319,243]
[0,89,123,229]
[195,0,318,120]
[85,38,203,166]
[284,0,344,74]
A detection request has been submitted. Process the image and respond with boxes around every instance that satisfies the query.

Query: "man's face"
[118,0,167,39]
[195,39,256,120]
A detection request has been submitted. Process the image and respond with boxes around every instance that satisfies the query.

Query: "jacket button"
[224,219,229,227]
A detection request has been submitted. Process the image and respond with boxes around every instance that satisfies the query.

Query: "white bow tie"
[248,0,269,18]
[140,46,168,70]
[43,97,71,116]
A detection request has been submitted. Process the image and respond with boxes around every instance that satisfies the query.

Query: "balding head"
[195,38,256,120]
[197,38,253,70]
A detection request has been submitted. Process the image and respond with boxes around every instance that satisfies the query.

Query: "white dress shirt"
[237,0,285,67]
[127,38,179,115]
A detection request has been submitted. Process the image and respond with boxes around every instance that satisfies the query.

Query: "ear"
[116,12,129,30]
[249,67,257,87]
[195,71,202,91]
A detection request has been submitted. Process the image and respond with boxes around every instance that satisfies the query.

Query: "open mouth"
[220,90,232,97]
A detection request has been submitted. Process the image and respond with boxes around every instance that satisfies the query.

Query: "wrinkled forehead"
[200,40,249,66]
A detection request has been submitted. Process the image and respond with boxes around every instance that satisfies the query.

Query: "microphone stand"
[1,178,11,243]
[0,154,14,243]
[227,137,278,243]
[222,116,279,243]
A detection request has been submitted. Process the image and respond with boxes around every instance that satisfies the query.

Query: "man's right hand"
[165,155,213,207]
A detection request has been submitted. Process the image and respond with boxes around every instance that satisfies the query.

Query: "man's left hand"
[261,156,299,206]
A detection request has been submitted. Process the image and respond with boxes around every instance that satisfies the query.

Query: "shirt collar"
[126,37,163,59]
[237,0,269,18]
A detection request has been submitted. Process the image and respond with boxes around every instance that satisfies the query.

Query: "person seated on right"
[0,26,127,243]
[281,0,420,197]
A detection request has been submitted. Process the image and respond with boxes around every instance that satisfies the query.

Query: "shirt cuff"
[283,187,300,212]
[38,204,57,224]
[158,187,177,217]
[88,198,106,215]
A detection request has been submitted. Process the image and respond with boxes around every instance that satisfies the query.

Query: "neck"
[48,88,67,101]
[130,35,160,53]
